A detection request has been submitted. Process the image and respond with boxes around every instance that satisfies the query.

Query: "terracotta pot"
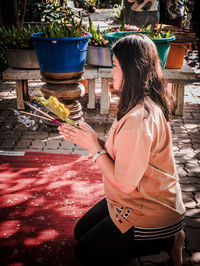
[165,42,186,69]
[80,79,88,94]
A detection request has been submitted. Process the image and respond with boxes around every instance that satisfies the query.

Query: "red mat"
[0,152,104,266]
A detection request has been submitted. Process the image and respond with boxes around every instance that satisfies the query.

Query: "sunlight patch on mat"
[0,151,25,156]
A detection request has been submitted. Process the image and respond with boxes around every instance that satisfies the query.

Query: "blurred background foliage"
[0,0,196,72]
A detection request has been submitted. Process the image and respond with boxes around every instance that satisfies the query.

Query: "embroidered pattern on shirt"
[116,206,132,222]
[123,208,131,220]
[117,206,124,214]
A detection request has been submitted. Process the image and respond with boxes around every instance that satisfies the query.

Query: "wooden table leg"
[174,81,184,116]
[16,80,29,110]
[87,79,96,109]
[100,78,110,114]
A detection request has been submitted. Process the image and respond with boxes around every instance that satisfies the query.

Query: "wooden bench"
[2,64,197,116]
[2,66,98,110]
[97,64,197,115]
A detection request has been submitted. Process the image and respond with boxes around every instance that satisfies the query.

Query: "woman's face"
[112,55,123,92]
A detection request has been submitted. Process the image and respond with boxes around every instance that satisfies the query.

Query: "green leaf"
[120,20,125,31]
[158,24,162,34]
[88,16,96,36]
[145,24,152,32]
[157,33,162,39]
[165,30,171,38]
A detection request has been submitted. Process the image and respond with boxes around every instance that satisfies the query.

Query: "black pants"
[74,198,175,266]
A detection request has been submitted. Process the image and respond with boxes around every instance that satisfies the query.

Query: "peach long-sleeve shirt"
[104,98,186,233]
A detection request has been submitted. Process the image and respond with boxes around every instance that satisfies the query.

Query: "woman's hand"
[58,121,102,155]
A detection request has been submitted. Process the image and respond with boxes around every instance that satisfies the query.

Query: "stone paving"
[0,79,200,265]
[0,8,200,266]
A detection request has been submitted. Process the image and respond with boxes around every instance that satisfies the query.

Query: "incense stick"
[25,102,64,125]
[25,102,55,120]
[41,135,64,142]
[19,111,52,121]
[51,119,63,125]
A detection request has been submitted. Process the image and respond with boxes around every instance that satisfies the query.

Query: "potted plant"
[159,25,197,69]
[31,16,91,80]
[0,24,41,69]
[143,24,175,69]
[86,17,112,67]
[165,41,186,69]
[104,21,142,65]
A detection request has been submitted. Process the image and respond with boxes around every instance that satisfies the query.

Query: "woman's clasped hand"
[58,121,102,156]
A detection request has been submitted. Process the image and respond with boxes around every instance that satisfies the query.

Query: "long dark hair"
[112,33,171,121]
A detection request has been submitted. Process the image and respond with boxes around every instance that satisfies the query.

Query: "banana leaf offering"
[32,90,79,128]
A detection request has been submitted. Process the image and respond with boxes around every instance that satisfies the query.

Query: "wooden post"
[100,78,110,114]
[175,81,184,116]
[16,80,28,110]
[87,79,96,109]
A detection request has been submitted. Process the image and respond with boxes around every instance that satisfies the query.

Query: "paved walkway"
[0,8,200,266]
[0,79,200,265]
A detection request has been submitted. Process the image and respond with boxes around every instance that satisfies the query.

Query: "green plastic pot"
[151,35,175,68]
[104,31,144,66]
[104,31,175,69]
